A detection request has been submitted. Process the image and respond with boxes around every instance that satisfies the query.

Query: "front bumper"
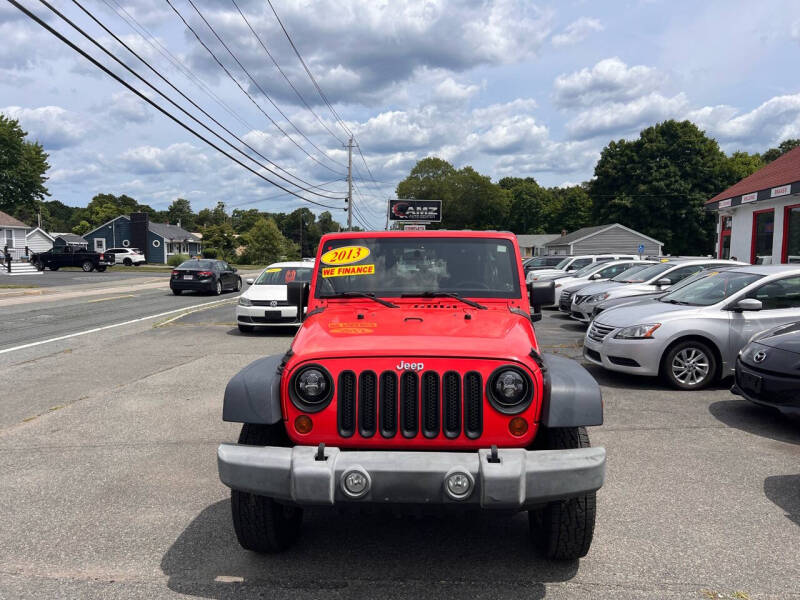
[582,332,662,376]
[732,359,800,415]
[218,444,606,508]
[570,300,596,323]
[236,304,299,326]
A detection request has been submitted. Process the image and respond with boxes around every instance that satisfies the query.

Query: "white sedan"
[236,261,314,332]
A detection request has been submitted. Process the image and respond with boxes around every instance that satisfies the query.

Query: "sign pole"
[346,135,353,231]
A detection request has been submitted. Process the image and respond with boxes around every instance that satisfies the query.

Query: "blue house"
[83,213,202,264]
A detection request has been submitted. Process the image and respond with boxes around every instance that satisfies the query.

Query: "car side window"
[595,257,613,263]
[747,276,800,310]
[665,265,703,284]
[599,263,631,278]
[571,258,592,269]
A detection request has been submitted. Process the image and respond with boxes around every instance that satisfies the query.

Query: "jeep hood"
[291,304,537,362]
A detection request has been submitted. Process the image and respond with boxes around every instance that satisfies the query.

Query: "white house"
[0,210,30,259]
[515,234,560,257]
[25,227,55,254]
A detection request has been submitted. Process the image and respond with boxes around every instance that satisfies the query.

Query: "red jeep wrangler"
[218,231,605,560]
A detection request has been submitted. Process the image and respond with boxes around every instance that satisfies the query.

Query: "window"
[599,263,635,278]
[152,239,161,248]
[747,276,800,310]
[122,239,130,247]
[255,267,313,285]
[751,209,774,264]
[660,271,763,306]
[569,258,592,270]
[782,205,800,263]
[5,230,13,248]
[663,265,704,285]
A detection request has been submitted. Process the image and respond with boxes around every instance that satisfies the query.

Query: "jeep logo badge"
[396,361,423,371]
[753,350,767,363]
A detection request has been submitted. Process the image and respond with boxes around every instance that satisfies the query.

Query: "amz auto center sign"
[388,199,442,222]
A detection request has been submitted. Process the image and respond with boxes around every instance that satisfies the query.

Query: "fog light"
[341,469,370,498]
[509,417,528,436]
[444,470,474,500]
[294,415,312,434]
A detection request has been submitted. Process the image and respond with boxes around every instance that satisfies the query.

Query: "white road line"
[0,296,238,356]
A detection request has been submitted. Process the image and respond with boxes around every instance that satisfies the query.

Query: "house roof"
[148,222,200,242]
[0,210,29,228]
[26,227,55,241]
[56,233,88,244]
[707,146,800,205]
[515,234,560,248]
[545,223,663,247]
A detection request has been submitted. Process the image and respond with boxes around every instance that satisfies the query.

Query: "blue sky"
[2,0,800,230]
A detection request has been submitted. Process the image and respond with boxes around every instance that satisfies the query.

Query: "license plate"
[741,371,762,393]
[264,310,281,321]
[183,274,193,280]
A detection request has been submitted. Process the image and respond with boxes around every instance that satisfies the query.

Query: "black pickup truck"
[33,246,115,272]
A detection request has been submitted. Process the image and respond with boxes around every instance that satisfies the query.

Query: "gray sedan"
[583,266,800,389]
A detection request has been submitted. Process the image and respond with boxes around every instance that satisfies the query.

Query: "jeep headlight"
[614,323,661,339]
[238,296,252,306]
[289,365,333,412]
[487,366,532,414]
[589,292,610,303]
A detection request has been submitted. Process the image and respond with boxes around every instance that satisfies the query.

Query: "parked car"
[218,231,605,560]
[583,266,800,389]
[523,255,566,275]
[569,259,742,323]
[555,260,655,311]
[105,247,146,266]
[526,254,639,282]
[236,261,314,332]
[589,265,739,321]
[732,321,800,416]
[32,246,114,272]
[170,259,242,295]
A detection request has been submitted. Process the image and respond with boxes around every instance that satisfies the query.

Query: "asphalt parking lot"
[0,299,798,599]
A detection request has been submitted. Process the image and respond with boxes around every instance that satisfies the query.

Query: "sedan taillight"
[171,270,179,275]
[197,271,213,277]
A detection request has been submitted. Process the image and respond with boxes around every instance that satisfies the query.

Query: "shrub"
[168,253,189,267]
[202,247,218,259]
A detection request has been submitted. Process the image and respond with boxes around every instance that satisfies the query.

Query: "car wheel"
[35,261,44,271]
[49,266,59,271]
[231,423,301,552]
[214,280,222,295]
[96,266,107,272]
[81,260,94,272]
[662,340,717,390]
[172,289,182,296]
[529,427,596,560]
[123,258,132,266]
[235,277,242,292]
[238,324,254,333]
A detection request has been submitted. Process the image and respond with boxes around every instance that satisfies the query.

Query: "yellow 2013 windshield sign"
[322,264,375,278]
[320,245,370,265]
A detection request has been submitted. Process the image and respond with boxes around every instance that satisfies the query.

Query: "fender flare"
[540,353,603,427]
[222,354,284,424]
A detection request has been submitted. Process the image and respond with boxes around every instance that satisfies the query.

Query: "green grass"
[0,283,40,289]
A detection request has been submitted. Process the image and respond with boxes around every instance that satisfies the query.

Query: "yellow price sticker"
[320,245,370,265]
[265,268,281,273]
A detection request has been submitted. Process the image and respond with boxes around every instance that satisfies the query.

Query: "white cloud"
[553,57,663,108]
[791,19,800,43]
[1,105,88,150]
[106,92,152,124]
[687,94,800,145]
[434,77,480,103]
[120,143,209,174]
[566,92,689,140]
[551,17,604,48]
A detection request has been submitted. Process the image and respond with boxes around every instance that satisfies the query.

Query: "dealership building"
[707,147,800,263]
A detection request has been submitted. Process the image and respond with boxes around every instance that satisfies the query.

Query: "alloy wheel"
[671,347,710,386]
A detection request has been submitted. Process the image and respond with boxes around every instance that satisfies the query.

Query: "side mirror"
[528,281,555,322]
[656,278,672,287]
[733,298,762,312]
[232,267,238,273]
[589,273,602,280]
[287,281,310,322]
[245,278,254,285]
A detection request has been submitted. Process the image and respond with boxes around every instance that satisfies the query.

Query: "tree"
[202,223,237,260]
[545,185,593,233]
[0,113,50,214]
[166,198,194,229]
[723,151,764,182]
[243,217,296,265]
[72,220,91,235]
[590,120,734,255]
[762,139,800,163]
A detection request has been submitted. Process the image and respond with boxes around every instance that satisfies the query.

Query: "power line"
[66,0,343,197]
[227,179,345,209]
[170,0,346,174]
[229,0,346,146]
[6,0,343,209]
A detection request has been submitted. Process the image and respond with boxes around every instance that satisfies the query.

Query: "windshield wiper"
[320,292,398,308]
[662,298,690,305]
[400,291,487,310]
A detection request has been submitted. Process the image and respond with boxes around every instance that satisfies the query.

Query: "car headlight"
[589,292,610,303]
[614,323,661,339]
[555,283,562,288]
[487,366,533,414]
[289,365,333,412]
[238,296,252,306]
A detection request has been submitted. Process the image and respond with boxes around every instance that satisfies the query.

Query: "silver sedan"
[582,266,800,389]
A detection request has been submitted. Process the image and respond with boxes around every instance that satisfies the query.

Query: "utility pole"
[346,135,353,231]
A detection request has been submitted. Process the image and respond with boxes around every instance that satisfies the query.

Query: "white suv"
[106,247,146,266]
[526,254,639,283]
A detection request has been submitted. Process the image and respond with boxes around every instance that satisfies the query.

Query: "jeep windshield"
[315,237,521,299]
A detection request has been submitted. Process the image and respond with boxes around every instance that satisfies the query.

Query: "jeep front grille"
[337,370,484,440]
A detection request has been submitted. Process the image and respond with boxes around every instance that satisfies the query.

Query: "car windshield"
[621,262,675,283]
[573,263,606,278]
[525,257,549,267]
[659,271,763,306]
[611,263,653,282]
[255,266,312,285]
[555,257,572,269]
[178,260,215,270]
[314,237,521,298]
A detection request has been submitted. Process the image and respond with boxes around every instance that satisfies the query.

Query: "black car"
[732,321,800,416]
[523,255,566,274]
[170,259,242,296]
[33,246,114,272]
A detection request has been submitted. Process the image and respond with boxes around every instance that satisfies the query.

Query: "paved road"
[0,309,798,599]
[2,267,172,287]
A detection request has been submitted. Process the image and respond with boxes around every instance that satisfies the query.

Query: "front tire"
[172,289,182,295]
[661,340,717,390]
[529,427,596,560]
[235,277,242,292]
[49,265,59,271]
[214,280,222,295]
[123,258,132,266]
[231,424,301,553]
[81,260,94,272]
